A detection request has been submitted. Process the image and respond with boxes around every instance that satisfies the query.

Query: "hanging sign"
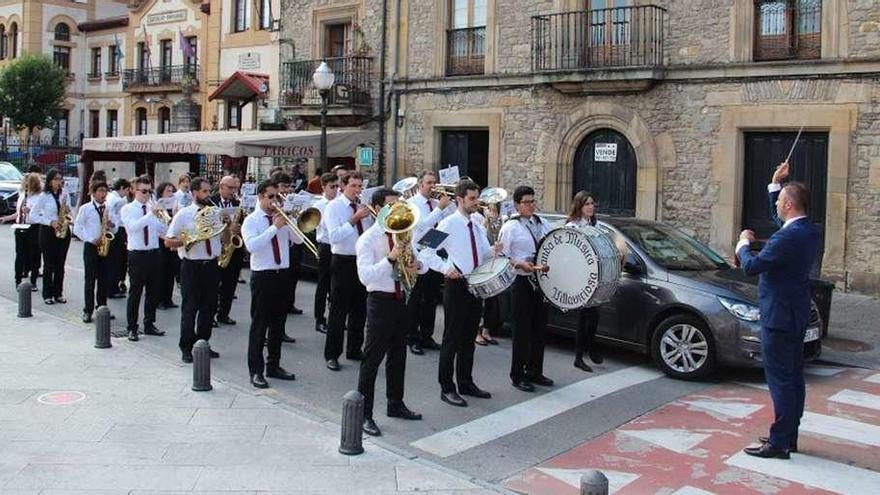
[594,143,618,162]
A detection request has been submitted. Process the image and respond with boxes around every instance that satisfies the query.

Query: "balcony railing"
[122,64,199,91]
[754,0,821,61]
[531,5,666,72]
[280,56,373,108]
[446,27,486,76]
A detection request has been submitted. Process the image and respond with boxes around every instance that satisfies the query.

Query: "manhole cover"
[823,337,873,353]
[37,391,86,405]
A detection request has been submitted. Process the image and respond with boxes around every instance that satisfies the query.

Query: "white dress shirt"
[14,193,39,226]
[499,215,551,276]
[324,194,374,255]
[242,205,301,271]
[73,200,119,245]
[166,204,222,260]
[121,199,166,251]
[433,209,494,276]
[314,195,332,244]
[566,217,594,230]
[174,189,193,208]
[407,193,452,246]
[356,223,431,293]
[30,191,70,226]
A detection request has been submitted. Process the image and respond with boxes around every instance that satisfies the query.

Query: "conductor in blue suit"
[737,160,820,459]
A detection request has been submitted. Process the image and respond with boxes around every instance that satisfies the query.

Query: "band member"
[107,178,131,298]
[121,175,167,342]
[356,188,425,436]
[476,203,502,346]
[272,172,306,319]
[242,179,300,388]
[31,168,71,305]
[498,186,553,392]
[166,177,222,363]
[323,171,372,371]
[313,172,338,333]
[566,191,604,372]
[9,173,42,289]
[405,171,452,355]
[212,175,243,326]
[156,182,180,310]
[72,181,118,323]
[432,180,501,407]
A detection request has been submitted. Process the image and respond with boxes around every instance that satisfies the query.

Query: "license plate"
[804,327,820,342]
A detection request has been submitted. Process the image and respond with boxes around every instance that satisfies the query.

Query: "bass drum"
[535,226,620,311]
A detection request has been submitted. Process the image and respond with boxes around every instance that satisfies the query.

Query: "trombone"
[273,195,321,258]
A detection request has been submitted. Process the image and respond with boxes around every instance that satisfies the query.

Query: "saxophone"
[96,205,115,257]
[217,207,244,268]
[54,202,73,239]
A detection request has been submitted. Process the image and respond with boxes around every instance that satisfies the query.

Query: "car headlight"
[718,296,760,322]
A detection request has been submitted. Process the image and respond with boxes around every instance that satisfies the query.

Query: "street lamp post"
[312,61,335,173]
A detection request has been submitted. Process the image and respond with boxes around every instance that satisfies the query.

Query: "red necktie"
[467,221,479,271]
[386,233,402,301]
[201,207,212,256]
[427,199,434,212]
[350,203,364,235]
[141,204,149,245]
[266,215,281,265]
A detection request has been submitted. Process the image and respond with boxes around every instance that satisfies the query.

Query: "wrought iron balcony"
[122,64,199,92]
[531,5,666,72]
[447,27,486,76]
[280,56,373,109]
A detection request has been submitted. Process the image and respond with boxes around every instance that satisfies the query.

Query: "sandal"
[475,336,489,346]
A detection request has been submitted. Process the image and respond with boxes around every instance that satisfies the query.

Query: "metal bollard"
[580,470,609,495]
[339,390,365,455]
[93,306,112,349]
[17,281,32,318]
[192,340,213,392]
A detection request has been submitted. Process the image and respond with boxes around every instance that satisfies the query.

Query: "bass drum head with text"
[536,227,620,311]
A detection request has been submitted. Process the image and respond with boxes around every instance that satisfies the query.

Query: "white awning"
[82,129,374,158]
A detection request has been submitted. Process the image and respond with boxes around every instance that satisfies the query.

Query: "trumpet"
[149,200,172,225]
[431,183,457,199]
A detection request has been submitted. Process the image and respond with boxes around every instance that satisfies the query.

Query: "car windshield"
[0,165,23,181]
[614,222,729,271]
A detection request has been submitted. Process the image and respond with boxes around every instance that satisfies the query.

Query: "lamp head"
[312,61,335,91]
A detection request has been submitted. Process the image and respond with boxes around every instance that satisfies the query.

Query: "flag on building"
[141,24,151,56]
[113,33,124,60]
[179,28,196,61]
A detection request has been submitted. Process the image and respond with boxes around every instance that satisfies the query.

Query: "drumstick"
[785,126,804,164]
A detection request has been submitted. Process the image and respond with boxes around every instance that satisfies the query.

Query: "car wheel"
[650,314,716,380]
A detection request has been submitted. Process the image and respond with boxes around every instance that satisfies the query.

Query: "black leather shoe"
[326,359,340,371]
[362,418,382,436]
[529,375,555,387]
[589,349,604,364]
[422,338,441,350]
[574,358,593,372]
[512,380,536,392]
[315,322,327,334]
[82,312,93,324]
[44,298,54,305]
[282,333,296,343]
[759,436,798,453]
[108,292,125,299]
[143,325,165,336]
[387,403,423,420]
[409,344,424,355]
[459,384,491,399]
[54,297,67,304]
[266,366,296,380]
[288,306,304,315]
[209,350,220,359]
[110,314,116,320]
[128,331,139,342]
[181,352,193,363]
[31,285,38,292]
[216,315,236,325]
[744,442,790,459]
[251,373,269,389]
[441,391,468,407]
[165,302,179,309]
[346,351,363,361]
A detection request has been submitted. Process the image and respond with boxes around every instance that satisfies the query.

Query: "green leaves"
[0,54,67,131]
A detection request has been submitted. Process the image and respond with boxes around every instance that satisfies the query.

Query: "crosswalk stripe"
[864,373,880,384]
[536,468,640,494]
[410,367,663,458]
[829,389,880,412]
[726,451,880,494]
[671,487,715,495]
[804,366,846,377]
[800,411,880,447]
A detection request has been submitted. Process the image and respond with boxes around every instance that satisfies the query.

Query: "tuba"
[377,200,421,297]
[391,176,418,200]
[217,207,245,268]
[479,187,508,244]
[96,205,115,257]
[54,202,73,239]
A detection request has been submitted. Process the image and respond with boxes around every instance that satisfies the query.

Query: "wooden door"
[573,128,636,216]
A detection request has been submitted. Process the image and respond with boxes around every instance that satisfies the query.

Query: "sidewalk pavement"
[822,291,880,369]
[0,298,501,495]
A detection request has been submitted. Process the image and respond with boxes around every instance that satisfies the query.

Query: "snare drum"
[535,227,620,311]
[465,255,516,299]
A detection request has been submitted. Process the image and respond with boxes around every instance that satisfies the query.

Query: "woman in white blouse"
[565,191,604,372]
[6,173,43,289]
[31,168,71,305]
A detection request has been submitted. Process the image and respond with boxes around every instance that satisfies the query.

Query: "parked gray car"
[538,214,822,380]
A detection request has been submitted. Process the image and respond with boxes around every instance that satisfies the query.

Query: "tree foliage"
[0,54,67,131]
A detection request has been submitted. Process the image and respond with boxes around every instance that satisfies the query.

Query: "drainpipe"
[390,0,401,181]
[376,0,389,185]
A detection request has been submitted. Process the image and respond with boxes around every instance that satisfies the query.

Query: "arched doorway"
[572,128,637,217]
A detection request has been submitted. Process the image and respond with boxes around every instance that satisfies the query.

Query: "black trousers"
[439,279,482,393]
[38,225,70,300]
[14,225,40,286]
[82,242,110,315]
[288,244,304,309]
[126,249,162,332]
[324,255,366,360]
[179,259,220,352]
[509,276,548,381]
[313,242,332,324]
[248,269,291,374]
[160,247,180,305]
[405,269,441,344]
[216,248,243,318]
[482,294,502,333]
[108,228,128,294]
[576,307,599,360]
[357,292,408,419]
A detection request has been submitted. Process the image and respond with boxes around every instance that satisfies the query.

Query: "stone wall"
[655,0,731,66]
[848,81,880,292]
[848,0,880,59]
[405,0,438,79]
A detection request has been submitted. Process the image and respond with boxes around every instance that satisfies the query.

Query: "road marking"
[536,467,639,494]
[734,381,769,391]
[681,400,763,419]
[726,451,880,494]
[800,411,880,447]
[804,366,846,377]
[864,373,880,384]
[618,428,710,454]
[828,389,880,412]
[671,487,715,495]
[410,367,663,458]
